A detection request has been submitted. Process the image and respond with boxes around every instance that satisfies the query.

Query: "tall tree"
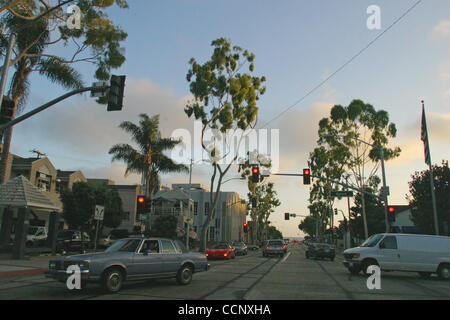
[60,182,124,235]
[0,0,128,183]
[109,114,188,230]
[151,214,178,239]
[310,99,401,239]
[408,160,449,235]
[185,38,266,252]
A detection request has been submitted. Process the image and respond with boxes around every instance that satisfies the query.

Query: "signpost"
[93,205,104,253]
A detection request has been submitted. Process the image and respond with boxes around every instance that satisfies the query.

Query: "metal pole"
[94,219,99,253]
[379,147,390,233]
[0,86,98,131]
[186,159,193,250]
[428,168,439,235]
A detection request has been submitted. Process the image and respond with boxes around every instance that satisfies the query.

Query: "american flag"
[421,102,431,166]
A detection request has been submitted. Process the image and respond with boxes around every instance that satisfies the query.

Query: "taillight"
[224,253,228,257]
[266,246,270,250]
[282,245,286,250]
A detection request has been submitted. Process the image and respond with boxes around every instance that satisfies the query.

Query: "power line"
[259,0,423,129]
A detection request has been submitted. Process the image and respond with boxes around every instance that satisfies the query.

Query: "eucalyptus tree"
[0,0,128,183]
[310,99,401,238]
[185,38,266,251]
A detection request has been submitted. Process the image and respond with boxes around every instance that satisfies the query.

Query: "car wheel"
[418,272,432,279]
[103,268,124,293]
[177,264,193,285]
[437,264,450,280]
[361,259,378,277]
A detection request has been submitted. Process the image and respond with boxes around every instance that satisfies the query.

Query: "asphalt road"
[0,243,448,300]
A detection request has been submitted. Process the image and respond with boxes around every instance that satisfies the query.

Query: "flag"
[420,104,431,166]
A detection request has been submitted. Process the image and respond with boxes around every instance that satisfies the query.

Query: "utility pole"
[186,159,193,250]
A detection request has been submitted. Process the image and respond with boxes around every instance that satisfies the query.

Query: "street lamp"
[323,134,390,234]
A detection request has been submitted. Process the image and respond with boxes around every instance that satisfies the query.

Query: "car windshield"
[28,227,39,235]
[360,234,384,247]
[268,240,284,246]
[105,238,141,253]
[232,242,243,247]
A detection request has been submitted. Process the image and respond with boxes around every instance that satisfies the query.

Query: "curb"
[0,268,48,277]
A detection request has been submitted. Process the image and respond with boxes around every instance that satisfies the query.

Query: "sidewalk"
[0,254,55,277]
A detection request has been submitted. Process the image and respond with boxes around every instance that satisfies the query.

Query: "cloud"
[432,20,450,38]
[273,102,334,172]
[13,77,195,159]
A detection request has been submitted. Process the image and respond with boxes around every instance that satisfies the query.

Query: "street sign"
[330,190,354,198]
[94,205,104,221]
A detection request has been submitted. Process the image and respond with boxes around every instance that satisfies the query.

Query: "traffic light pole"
[0,86,107,133]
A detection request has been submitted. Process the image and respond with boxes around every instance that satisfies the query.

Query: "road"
[0,243,449,300]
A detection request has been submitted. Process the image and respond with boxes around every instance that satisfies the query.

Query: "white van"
[343,233,450,280]
[11,226,48,247]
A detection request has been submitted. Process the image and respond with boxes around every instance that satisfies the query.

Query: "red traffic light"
[303,169,310,176]
[243,222,248,227]
[388,206,395,213]
[252,167,259,174]
[137,195,145,204]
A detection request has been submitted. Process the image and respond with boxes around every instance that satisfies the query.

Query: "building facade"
[172,183,247,242]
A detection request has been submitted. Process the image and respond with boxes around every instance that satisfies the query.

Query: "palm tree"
[0,11,83,183]
[109,114,188,230]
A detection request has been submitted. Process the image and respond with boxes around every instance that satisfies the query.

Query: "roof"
[153,189,192,203]
[0,175,61,211]
[56,170,76,178]
[12,157,40,166]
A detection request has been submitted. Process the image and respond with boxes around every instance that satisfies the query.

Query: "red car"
[206,243,236,260]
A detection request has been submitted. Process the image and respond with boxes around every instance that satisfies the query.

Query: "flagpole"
[422,101,439,235]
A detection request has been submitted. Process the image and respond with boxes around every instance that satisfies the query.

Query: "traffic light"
[137,195,146,215]
[285,212,290,220]
[252,166,260,183]
[388,206,396,222]
[107,75,126,111]
[0,97,14,124]
[251,197,257,208]
[243,222,248,233]
[334,208,338,215]
[303,168,311,185]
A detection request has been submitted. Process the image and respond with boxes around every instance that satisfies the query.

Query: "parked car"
[46,237,210,292]
[56,230,91,254]
[11,226,48,247]
[305,243,335,261]
[206,243,236,260]
[245,243,259,251]
[231,241,248,255]
[263,239,287,257]
[343,233,450,280]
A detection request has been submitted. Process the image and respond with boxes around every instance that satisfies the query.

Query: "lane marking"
[281,252,291,263]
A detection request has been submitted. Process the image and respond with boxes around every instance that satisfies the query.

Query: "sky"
[7,0,450,238]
